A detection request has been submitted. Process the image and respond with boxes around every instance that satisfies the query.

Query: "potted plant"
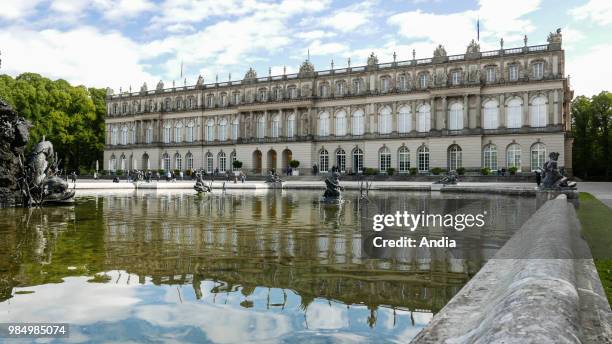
[456,167,466,175]
[386,167,396,176]
[233,160,243,176]
[289,160,300,175]
[481,167,491,176]
[508,166,518,175]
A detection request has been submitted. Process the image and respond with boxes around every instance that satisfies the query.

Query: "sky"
[0,0,610,97]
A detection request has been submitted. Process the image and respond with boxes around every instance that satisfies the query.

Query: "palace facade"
[104,30,572,175]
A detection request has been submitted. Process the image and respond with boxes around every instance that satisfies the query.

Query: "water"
[0,190,537,343]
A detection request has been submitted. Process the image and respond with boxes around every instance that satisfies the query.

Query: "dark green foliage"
[364,168,378,175]
[480,167,491,176]
[508,166,518,175]
[572,91,611,180]
[386,167,395,175]
[409,167,418,175]
[431,167,443,175]
[456,167,466,175]
[288,160,300,168]
[0,73,106,172]
[233,160,243,168]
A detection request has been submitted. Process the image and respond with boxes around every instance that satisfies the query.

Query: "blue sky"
[1,0,610,96]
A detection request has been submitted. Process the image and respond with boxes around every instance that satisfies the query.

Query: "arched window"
[231,118,239,140]
[175,153,182,170]
[398,105,411,133]
[319,149,329,172]
[206,152,214,173]
[379,147,391,172]
[111,127,118,145]
[146,126,153,144]
[121,126,128,145]
[398,146,410,173]
[507,98,522,128]
[335,110,347,136]
[417,146,429,172]
[483,100,499,129]
[318,112,330,136]
[220,93,227,106]
[418,104,431,132]
[449,102,463,130]
[257,116,266,138]
[271,115,280,138]
[110,155,117,171]
[379,106,392,134]
[162,153,170,171]
[218,151,227,172]
[530,143,546,171]
[352,110,364,136]
[447,145,462,170]
[507,143,521,170]
[186,152,193,171]
[530,96,547,127]
[287,113,295,138]
[129,127,136,144]
[258,89,267,101]
[218,118,228,141]
[142,153,150,170]
[163,123,171,143]
[120,155,126,170]
[336,149,346,172]
[483,144,497,170]
[186,121,194,142]
[176,98,182,110]
[174,122,183,143]
[352,148,363,173]
[230,151,237,171]
[206,119,215,142]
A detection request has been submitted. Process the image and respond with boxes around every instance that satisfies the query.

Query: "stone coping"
[410,195,612,344]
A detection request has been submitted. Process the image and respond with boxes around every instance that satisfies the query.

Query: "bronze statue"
[194,170,211,193]
[540,152,576,189]
[322,171,344,202]
[435,170,458,185]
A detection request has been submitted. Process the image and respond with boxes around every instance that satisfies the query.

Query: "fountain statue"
[434,170,459,185]
[0,100,31,206]
[321,171,344,203]
[265,170,283,183]
[540,152,576,190]
[193,170,211,193]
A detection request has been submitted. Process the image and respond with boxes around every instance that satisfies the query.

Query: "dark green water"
[0,190,537,343]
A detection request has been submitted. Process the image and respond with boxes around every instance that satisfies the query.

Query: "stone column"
[430,97,436,131]
[463,94,469,129]
[522,92,529,127]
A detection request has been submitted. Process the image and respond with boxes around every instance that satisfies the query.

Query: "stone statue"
[243,67,258,83]
[433,44,447,58]
[298,60,315,77]
[367,52,379,68]
[322,171,344,202]
[434,170,458,185]
[156,80,164,91]
[540,152,576,189]
[140,83,147,94]
[196,75,204,86]
[466,39,480,54]
[0,100,31,206]
[193,170,211,193]
[265,170,283,184]
[547,28,562,45]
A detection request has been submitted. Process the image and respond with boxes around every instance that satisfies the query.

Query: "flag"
[477,18,480,41]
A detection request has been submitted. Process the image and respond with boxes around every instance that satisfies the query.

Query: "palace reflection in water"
[0,190,537,343]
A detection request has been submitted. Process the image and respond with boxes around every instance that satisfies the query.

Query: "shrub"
[364,168,379,175]
[289,160,300,168]
[508,166,518,175]
[431,167,443,175]
[481,167,491,176]
[116,170,124,176]
[456,167,466,175]
[409,167,418,175]
[233,160,243,169]
[158,169,165,175]
[173,169,181,175]
[386,167,396,175]
[101,170,108,176]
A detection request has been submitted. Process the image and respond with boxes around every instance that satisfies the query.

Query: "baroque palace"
[104,30,572,175]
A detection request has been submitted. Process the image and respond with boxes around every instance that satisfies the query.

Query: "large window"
[162,153,170,171]
[120,155,126,170]
[447,144,462,171]
[175,153,182,170]
[483,144,498,170]
[398,75,408,90]
[449,103,463,130]
[352,110,364,135]
[130,128,136,144]
[271,115,280,138]
[381,77,390,93]
[507,98,523,128]
[507,143,521,170]
[257,116,266,138]
[530,143,546,171]
[379,147,391,172]
[318,112,330,136]
[230,151,237,171]
[231,118,239,140]
[206,119,215,141]
[417,146,429,172]
[530,96,547,127]
[398,106,411,133]
[319,149,329,172]
[110,156,116,171]
[419,73,428,89]
[483,100,499,129]
[335,110,347,136]
[451,70,461,85]
[508,64,519,81]
[287,113,295,138]
[319,84,329,97]
[186,153,193,171]
[218,152,226,172]
[174,123,182,143]
[219,118,227,141]
[485,67,496,83]
[336,149,346,172]
[121,126,128,145]
[352,79,362,94]
[398,146,410,173]
[111,127,118,145]
[352,148,363,173]
[336,81,346,96]
[163,123,171,143]
[379,106,392,134]
[532,62,544,79]
[186,121,194,142]
[206,153,214,173]
[418,104,431,132]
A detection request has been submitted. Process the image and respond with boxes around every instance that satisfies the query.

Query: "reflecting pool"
[0,190,538,343]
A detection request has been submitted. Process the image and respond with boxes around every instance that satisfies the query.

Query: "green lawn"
[576,192,612,307]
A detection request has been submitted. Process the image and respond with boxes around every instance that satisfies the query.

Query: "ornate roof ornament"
[466,39,480,54]
[433,44,447,58]
[196,75,204,86]
[298,60,315,77]
[156,80,164,91]
[140,82,147,94]
[106,87,114,97]
[547,28,562,45]
[243,67,257,82]
[367,52,378,67]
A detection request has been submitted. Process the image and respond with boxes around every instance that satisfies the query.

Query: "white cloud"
[307,40,348,56]
[0,25,157,90]
[93,0,156,20]
[317,0,377,33]
[567,44,612,96]
[570,0,612,26]
[0,0,42,20]
[295,30,336,40]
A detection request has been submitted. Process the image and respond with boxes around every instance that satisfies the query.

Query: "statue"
[540,152,576,189]
[243,67,258,83]
[156,80,164,91]
[433,44,447,58]
[0,100,31,206]
[193,170,211,193]
[140,83,147,94]
[434,170,458,185]
[466,39,480,54]
[298,60,315,77]
[196,75,204,86]
[321,171,344,202]
[367,52,378,68]
[265,170,283,184]
[547,28,562,45]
